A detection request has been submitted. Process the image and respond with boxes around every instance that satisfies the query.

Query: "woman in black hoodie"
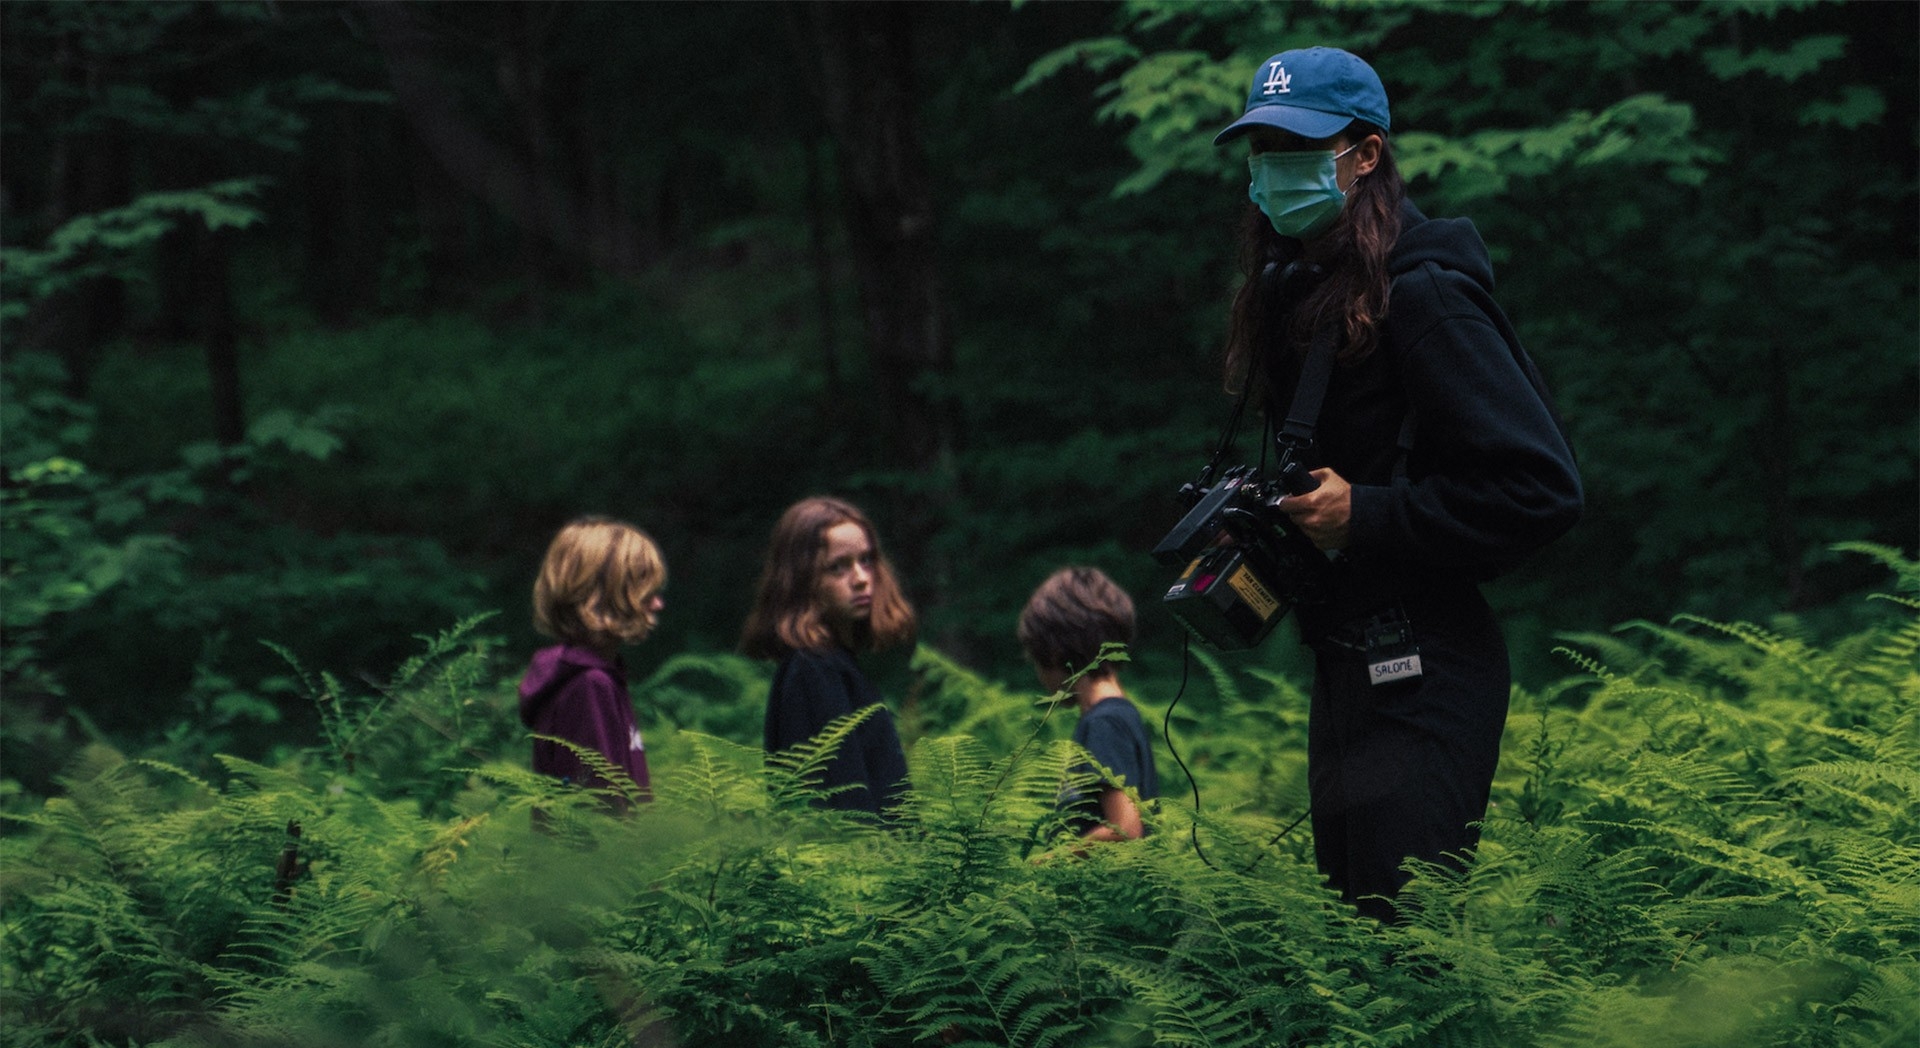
[1211,47,1583,922]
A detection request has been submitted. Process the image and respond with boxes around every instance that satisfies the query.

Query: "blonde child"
[518,516,666,811]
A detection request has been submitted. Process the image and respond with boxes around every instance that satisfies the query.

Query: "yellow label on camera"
[1227,564,1280,621]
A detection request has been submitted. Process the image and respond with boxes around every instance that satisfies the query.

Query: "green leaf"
[1013,37,1142,94]
[1700,34,1848,81]
[1799,84,1887,128]
[248,409,344,461]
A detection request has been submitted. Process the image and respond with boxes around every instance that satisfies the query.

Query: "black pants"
[1305,589,1509,923]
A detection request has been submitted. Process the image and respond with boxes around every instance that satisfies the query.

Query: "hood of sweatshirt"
[518,644,622,727]
[1387,201,1495,292]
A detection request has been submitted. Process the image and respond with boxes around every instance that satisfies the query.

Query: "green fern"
[761,702,890,816]
[866,896,1089,1047]
[651,730,771,822]
[7,550,1918,1048]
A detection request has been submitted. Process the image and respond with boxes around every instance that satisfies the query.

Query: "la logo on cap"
[1212,47,1391,146]
[1261,60,1292,96]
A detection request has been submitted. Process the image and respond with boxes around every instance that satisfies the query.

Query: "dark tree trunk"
[1761,342,1805,606]
[408,131,468,309]
[198,228,245,447]
[37,133,129,394]
[300,106,390,325]
[805,134,843,407]
[792,2,958,605]
[361,1,649,278]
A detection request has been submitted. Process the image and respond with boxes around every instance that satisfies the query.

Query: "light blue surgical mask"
[1247,143,1360,240]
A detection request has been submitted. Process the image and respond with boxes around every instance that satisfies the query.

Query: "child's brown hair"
[532,516,667,650]
[1017,566,1135,676]
[741,496,916,658]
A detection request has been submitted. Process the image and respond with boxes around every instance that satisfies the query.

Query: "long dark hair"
[1222,121,1405,392]
[740,496,918,659]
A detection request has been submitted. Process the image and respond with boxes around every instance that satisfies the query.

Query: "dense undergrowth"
[2,546,1915,1047]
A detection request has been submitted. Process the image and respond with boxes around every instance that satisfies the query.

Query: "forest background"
[3,2,1919,1046]
[3,1,1916,811]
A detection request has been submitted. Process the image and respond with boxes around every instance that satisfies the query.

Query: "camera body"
[1153,463,1330,650]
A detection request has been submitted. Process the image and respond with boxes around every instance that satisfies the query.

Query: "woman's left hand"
[1277,468,1352,551]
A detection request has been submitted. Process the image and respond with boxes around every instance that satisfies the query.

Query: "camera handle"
[1276,458,1321,495]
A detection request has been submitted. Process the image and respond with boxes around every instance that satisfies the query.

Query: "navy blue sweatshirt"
[1271,201,1583,634]
[763,646,908,818]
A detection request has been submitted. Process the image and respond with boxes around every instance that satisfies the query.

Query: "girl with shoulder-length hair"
[742,495,917,818]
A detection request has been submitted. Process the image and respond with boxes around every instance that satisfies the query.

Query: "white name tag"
[1368,653,1424,685]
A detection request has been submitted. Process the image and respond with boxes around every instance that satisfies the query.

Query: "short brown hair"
[532,516,667,648]
[1017,566,1135,676]
[741,496,917,659]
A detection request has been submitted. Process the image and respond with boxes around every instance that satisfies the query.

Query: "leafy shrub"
[0,350,485,785]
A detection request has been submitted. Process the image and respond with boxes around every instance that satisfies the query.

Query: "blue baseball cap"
[1213,47,1391,145]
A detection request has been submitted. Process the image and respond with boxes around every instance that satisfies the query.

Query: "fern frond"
[210,873,390,995]
[1804,837,1920,957]
[1670,612,1846,689]
[1830,540,1920,593]
[903,733,1003,822]
[527,734,648,810]
[1622,748,1772,813]
[906,734,1051,854]
[382,611,498,691]
[865,896,1088,1048]
[125,757,221,797]
[1547,642,1616,681]
[1784,758,1920,821]
[1855,605,1920,694]
[1100,958,1269,1048]
[1616,817,1830,905]
[761,703,884,812]
[910,644,1053,751]
[1241,667,1311,710]
[652,730,767,820]
[1833,959,1920,1048]
[1870,592,1920,612]
[210,752,312,793]
[1554,629,1664,678]
[417,813,489,880]
[1187,645,1243,710]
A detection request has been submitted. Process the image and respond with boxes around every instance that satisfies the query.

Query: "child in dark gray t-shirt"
[1018,567,1159,842]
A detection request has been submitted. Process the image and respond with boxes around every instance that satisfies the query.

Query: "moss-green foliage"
[0,348,486,778]
[4,550,1915,1047]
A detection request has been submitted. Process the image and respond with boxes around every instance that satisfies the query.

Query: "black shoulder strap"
[1275,322,1340,455]
[1195,260,1326,489]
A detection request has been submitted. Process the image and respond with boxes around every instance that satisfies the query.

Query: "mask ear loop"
[1333,141,1362,195]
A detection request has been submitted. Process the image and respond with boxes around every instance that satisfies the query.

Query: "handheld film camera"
[1153,256,1338,650]
[1152,459,1329,650]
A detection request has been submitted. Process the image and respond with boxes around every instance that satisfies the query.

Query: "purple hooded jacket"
[518,644,650,807]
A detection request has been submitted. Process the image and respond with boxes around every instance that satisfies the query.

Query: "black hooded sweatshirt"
[1270,201,1583,638]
